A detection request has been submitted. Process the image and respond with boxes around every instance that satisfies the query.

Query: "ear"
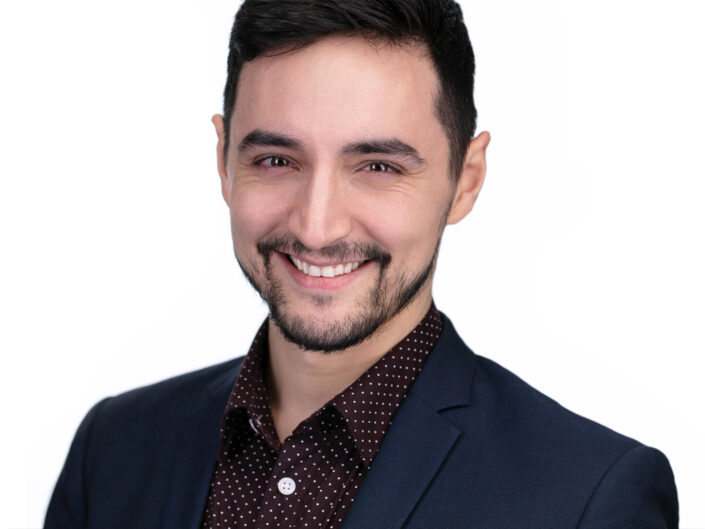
[212,114,232,206]
[446,131,490,225]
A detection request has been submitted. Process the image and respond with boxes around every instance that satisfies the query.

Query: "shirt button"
[248,417,259,434]
[277,477,296,495]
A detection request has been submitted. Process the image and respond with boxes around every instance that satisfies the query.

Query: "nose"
[288,168,352,251]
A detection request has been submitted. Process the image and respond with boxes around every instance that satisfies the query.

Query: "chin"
[270,307,384,353]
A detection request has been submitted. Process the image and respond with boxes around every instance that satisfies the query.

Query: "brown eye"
[365,161,398,173]
[263,156,289,167]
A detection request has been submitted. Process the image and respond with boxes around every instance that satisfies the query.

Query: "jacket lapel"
[158,360,243,529]
[342,315,476,529]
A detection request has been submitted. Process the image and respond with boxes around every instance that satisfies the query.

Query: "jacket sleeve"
[44,398,110,529]
[577,445,679,529]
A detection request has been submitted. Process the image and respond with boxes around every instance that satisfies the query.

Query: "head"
[214,0,489,353]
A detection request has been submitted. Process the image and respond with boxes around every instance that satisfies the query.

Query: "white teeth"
[289,255,363,278]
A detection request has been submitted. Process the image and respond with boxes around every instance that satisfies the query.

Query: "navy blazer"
[45,315,678,528]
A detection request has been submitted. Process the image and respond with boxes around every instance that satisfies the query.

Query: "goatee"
[236,234,437,353]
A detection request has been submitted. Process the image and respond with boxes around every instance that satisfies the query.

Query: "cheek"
[229,184,292,250]
[354,191,446,256]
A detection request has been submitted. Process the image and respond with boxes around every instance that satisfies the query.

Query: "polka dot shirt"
[200,304,443,529]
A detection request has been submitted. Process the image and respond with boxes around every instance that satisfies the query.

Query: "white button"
[248,417,258,433]
[277,477,296,495]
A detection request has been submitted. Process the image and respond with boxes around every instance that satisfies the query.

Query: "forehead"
[231,36,447,155]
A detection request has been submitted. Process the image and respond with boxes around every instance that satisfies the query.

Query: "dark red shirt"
[201,305,443,529]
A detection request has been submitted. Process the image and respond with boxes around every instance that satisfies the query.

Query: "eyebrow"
[238,129,304,152]
[238,129,426,167]
[342,138,426,167]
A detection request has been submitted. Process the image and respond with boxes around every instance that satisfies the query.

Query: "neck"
[266,291,432,442]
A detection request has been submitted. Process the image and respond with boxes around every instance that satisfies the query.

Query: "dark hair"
[223,0,477,180]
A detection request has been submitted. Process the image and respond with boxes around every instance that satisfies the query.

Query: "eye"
[363,161,400,174]
[256,155,292,168]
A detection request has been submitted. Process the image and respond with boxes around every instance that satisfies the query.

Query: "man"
[45,0,679,527]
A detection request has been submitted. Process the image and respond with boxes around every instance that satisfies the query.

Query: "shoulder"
[472,352,638,454]
[74,357,244,452]
[412,314,678,527]
[45,357,245,528]
[94,357,243,420]
[433,314,644,460]
[473,356,677,526]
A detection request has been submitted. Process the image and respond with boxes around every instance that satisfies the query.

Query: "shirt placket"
[255,422,319,528]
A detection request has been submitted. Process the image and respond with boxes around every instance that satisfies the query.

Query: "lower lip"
[278,252,369,291]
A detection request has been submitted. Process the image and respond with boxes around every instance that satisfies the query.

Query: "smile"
[289,255,362,278]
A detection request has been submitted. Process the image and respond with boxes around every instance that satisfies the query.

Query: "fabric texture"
[201,306,442,528]
[44,313,679,529]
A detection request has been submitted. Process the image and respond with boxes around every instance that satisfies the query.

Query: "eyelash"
[252,155,401,175]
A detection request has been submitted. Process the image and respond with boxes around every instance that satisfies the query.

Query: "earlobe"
[446,131,490,225]
[212,114,231,206]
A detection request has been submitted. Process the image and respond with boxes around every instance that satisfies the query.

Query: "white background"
[1,0,703,527]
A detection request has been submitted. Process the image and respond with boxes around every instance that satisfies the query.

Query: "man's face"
[217,36,481,352]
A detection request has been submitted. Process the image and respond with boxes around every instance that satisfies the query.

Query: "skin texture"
[213,36,489,439]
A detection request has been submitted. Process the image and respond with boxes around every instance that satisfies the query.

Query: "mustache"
[257,235,391,268]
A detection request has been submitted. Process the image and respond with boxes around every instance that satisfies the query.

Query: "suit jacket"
[45,315,678,528]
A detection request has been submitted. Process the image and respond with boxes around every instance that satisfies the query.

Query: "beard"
[236,234,439,353]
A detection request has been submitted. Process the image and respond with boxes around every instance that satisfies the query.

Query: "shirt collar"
[219,321,281,454]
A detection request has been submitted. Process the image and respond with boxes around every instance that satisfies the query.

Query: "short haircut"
[223,0,477,181]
